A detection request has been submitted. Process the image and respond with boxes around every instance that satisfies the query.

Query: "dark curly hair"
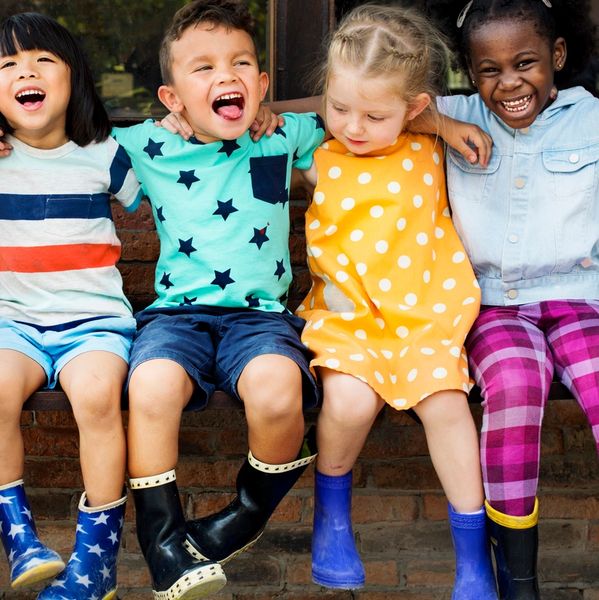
[425,0,597,89]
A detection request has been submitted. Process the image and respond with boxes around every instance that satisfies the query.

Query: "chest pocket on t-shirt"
[249,155,289,205]
[447,148,501,205]
[44,195,97,238]
[542,143,599,196]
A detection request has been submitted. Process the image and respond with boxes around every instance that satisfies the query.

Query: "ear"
[553,36,567,71]
[406,92,431,122]
[258,71,269,101]
[157,84,185,113]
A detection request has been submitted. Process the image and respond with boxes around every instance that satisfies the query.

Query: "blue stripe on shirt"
[0,193,112,220]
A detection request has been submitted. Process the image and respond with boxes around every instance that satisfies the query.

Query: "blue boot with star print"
[0,479,65,589]
[37,492,126,600]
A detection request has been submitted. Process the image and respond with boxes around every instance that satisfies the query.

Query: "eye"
[235,60,251,67]
[516,59,534,69]
[0,59,16,69]
[331,104,347,114]
[38,56,55,63]
[479,66,499,75]
[368,114,385,122]
[194,64,212,72]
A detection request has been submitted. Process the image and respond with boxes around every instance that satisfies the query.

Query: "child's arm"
[409,110,493,167]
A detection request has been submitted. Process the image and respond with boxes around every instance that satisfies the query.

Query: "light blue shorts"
[0,316,136,388]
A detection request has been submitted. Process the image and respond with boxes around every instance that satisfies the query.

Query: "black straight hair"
[0,12,110,146]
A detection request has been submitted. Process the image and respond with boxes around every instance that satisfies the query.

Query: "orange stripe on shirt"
[0,244,121,273]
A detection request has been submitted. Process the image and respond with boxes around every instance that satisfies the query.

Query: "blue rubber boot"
[448,503,498,599]
[311,470,365,589]
[0,479,64,589]
[37,492,127,600]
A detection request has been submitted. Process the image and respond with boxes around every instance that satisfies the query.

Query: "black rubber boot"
[130,470,226,599]
[186,427,317,563]
[486,499,540,600]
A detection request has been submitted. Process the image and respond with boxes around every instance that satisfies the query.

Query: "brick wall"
[2,194,599,599]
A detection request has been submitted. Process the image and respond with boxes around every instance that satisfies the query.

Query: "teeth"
[16,90,44,99]
[501,95,532,112]
[216,93,242,101]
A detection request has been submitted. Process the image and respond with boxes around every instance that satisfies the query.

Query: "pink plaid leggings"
[466,300,599,517]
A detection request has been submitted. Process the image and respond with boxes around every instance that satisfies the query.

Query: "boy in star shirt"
[111,1,323,598]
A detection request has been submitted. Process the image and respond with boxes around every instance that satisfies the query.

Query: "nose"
[498,70,521,91]
[216,65,238,85]
[346,115,364,135]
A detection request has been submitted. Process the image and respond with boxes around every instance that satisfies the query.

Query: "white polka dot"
[463,296,477,305]
[396,218,407,231]
[403,158,414,171]
[340,312,355,321]
[355,329,367,340]
[393,399,408,408]
[375,240,389,254]
[310,246,323,258]
[349,353,364,361]
[443,207,451,217]
[398,304,410,311]
[443,278,456,290]
[423,324,433,332]
[310,296,315,309]
[336,271,349,283]
[356,263,367,276]
[375,318,385,329]
[416,232,429,245]
[399,347,409,358]
[450,346,461,358]
[297,304,305,312]
[423,173,434,186]
[350,229,364,242]
[375,371,385,384]
[423,270,431,283]
[341,197,355,210]
[433,151,440,165]
[326,348,336,353]
[398,255,411,269]
[473,279,480,289]
[328,166,342,179]
[337,253,350,266]
[433,303,447,314]
[381,349,393,359]
[325,225,338,236]
[405,293,418,306]
[411,142,422,151]
[432,250,437,262]
[309,219,320,230]
[358,172,372,184]
[463,367,470,377]
[379,278,392,292]
[321,142,330,150]
[396,326,409,339]
[421,347,436,355]
[313,191,325,205]
[453,315,463,326]
[441,339,451,346]
[370,205,384,218]
[312,319,324,330]
[413,194,423,208]
[433,367,448,379]
[407,368,418,382]
[453,251,466,263]
[372,298,381,309]
[435,227,445,239]
[367,348,379,358]
[390,374,398,384]
[325,358,341,369]
[388,181,401,194]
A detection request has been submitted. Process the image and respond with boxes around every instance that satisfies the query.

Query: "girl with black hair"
[425,1,598,597]
[0,12,142,599]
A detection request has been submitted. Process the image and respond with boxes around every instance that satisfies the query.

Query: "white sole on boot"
[184,531,263,565]
[152,562,226,600]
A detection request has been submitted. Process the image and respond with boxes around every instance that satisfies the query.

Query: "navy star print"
[274,260,286,280]
[212,269,235,290]
[178,237,197,257]
[274,125,287,138]
[156,206,166,222]
[249,226,270,249]
[160,272,174,289]
[178,170,200,190]
[245,294,260,308]
[143,138,164,160]
[180,296,197,306]
[312,114,326,131]
[213,199,238,221]
[218,139,241,157]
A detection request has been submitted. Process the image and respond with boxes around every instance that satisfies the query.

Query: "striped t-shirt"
[0,135,142,327]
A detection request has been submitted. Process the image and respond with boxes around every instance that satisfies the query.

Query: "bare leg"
[59,351,127,506]
[238,354,305,463]
[413,390,484,512]
[127,359,194,477]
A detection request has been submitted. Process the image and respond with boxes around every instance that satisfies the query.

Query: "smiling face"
[158,23,268,144]
[0,47,71,148]
[325,63,430,155]
[468,18,566,129]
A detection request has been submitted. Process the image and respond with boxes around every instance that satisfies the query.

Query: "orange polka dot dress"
[297,133,481,410]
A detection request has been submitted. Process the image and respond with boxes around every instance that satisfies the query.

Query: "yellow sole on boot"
[11,560,65,589]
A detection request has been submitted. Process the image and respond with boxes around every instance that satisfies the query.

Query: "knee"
[322,383,381,429]
[69,375,123,427]
[416,390,472,429]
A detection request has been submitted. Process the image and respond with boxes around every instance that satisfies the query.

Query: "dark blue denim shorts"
[129,305,319,410]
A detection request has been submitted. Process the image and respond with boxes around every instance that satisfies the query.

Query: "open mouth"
[500,95,532,113]
[212,92,245,120]
[16,89,46,108]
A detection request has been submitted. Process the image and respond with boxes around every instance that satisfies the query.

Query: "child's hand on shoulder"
[250,104,284,141]
[443,118,492,167]
[154,113,194,140]
[0,128,13,157]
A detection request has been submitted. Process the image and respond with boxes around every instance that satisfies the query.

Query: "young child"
[110,1,323,598]
[282,4,496,597]
[0,12,140,599]
[425,1,599,597]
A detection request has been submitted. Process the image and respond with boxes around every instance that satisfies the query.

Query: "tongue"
[216,104,243,120]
